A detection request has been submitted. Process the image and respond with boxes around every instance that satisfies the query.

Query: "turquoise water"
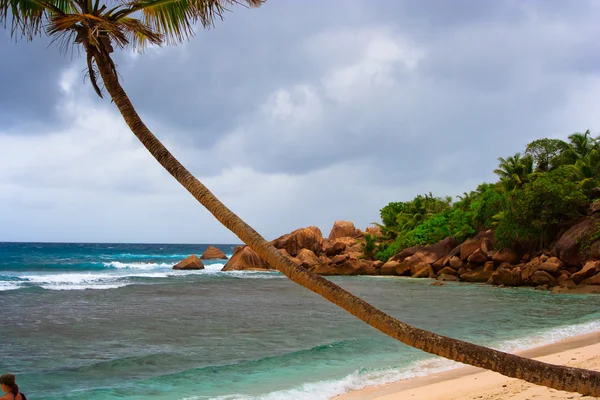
[1,242,599,399]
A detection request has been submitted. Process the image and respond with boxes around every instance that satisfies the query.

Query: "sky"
[2,0,600,244]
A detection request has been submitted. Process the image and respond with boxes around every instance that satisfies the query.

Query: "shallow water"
[1,242,599,399]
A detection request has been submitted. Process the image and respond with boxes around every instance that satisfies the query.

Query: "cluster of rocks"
[172,245,228,270]
[173,212,600,294]
[221,221,377,275]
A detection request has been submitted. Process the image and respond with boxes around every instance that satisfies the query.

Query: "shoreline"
[334,331,600,400]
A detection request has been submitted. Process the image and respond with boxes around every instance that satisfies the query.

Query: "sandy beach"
[335,332,600,400]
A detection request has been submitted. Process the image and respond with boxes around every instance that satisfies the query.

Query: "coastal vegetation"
[3,1,600,396]
[376,131,600,261]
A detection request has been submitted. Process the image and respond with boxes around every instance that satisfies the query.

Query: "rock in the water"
[200,245,228,260]
[271,226,324,257]
[460,267,493,283]
[430,281,444,286]
[492,248,519,265]
[173,254,204,270]
[328,220,360,240]
[221,246,270,271]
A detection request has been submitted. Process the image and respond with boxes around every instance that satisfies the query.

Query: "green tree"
[494,152,534,191]
[555,130,598,166]
[567,149,600,193]
[3,2,600,395]
[496,167,588,249]
[525,138,570,172]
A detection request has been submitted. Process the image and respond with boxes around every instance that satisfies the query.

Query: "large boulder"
[460,267,493,283]
[553,217,599,266]
[460,230,494,260]
[582,273,600,285]
[492,248,519,265]
[328,220,360,240]
[467,248,488,264]
[389,245,424,262]
[324,240,347,257]
[491,268,522,286]
[296,249,321,269]
[531,270,558,287]
[200,245,228,260]
[271,226,324,257]
[221,246,270,271]
[173,254,204,270]
[571,261,600,284]
[396,253,431,275]
[381,260,400,275]
[328,237,363,253]
[537,258,564,275]
[412,264,435,278]
[423,237,458,262]
[449,256,464,270]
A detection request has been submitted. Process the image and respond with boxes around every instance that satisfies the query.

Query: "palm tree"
[2,1,600,395]
[494,153,534,191]
[568,149,600,192]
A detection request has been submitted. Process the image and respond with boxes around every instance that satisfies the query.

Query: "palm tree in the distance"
[2,0,599,395]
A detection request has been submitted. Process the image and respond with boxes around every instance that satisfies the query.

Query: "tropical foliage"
[375,131,600,261]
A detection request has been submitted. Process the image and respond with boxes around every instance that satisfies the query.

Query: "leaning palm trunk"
[93,50,600,397]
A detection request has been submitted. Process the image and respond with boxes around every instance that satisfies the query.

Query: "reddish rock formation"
[538,259,563,275]
[381,260,400,275]
[324,240,346,257]
[296,249,321,270]
[328,220,360,240]
[200,245,228,260]
[449,256,464,270]
[531,270,557,287]
[553,217,599,266]
[271,226,324,257]
[221,246,270,271]
[582,273,600,285]
[571,261,600,284]
[173,254,204,270]
[412,265,434,278]
[437,267,458,276]
[467,248,488,264]
[483,261,496,272]
[460,267,493,283]
[492,248,519,265]
[390,246,424,262]
[491,268,522,286]
[460,230,494,260]
[328,237,362,253]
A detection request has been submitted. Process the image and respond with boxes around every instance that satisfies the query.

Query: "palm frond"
[111,0,262,44]
[1,0,76,39]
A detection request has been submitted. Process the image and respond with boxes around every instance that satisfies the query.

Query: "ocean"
[1,242,599,400]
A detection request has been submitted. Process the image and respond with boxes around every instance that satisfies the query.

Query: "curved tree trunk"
[92,51,600,397]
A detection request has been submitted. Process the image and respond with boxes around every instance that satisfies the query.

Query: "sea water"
[1,242,599,400]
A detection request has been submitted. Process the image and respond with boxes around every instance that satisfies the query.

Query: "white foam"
[103,261,174,270]
[190,358,458,400]
[494,318,600,353]
[0,282,21,291]
[194,320,600,400]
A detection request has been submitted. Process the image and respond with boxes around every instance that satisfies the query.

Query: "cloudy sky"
[1,0,600,244]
